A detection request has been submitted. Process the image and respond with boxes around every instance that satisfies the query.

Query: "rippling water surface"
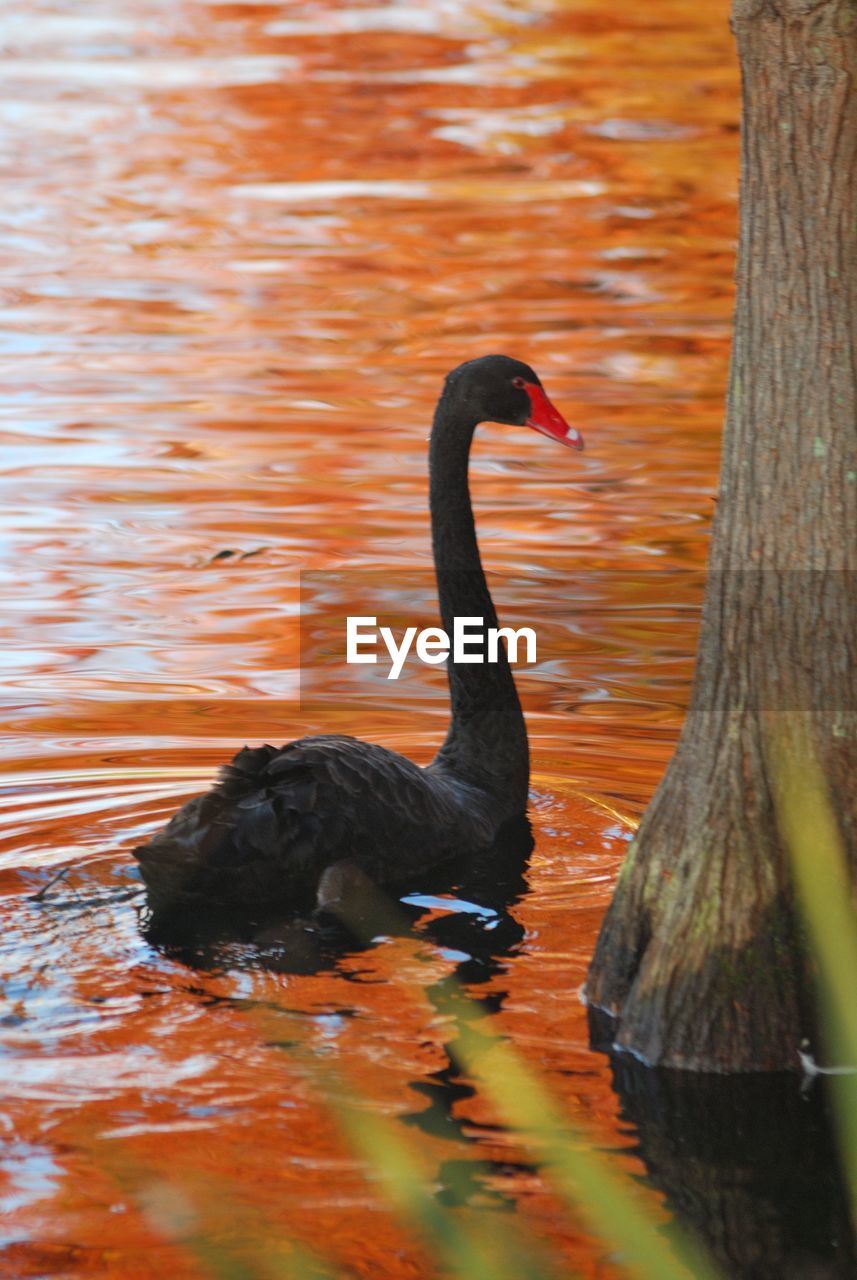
[0,0,741,1273]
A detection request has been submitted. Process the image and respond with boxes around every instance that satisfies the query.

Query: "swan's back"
[134,735,494,915]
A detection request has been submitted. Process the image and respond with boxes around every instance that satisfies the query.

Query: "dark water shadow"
[397,816,535,1207]
[140,814,534,984]
[597,1023,857,1280]
[141,815,535,1209]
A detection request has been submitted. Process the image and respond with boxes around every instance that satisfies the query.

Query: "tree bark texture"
[585,0,857,1071]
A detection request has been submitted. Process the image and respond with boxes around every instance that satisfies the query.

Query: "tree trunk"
[585,0,857,1072]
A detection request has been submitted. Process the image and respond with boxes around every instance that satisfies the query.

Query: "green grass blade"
[97,1143,343,1280]
[329,895,720,1280]
[327,1080,569,1280]
[447,1012,719,1280]
[770,723,857,1221]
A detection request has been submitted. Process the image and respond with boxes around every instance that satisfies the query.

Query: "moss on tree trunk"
[585,0,857,1072]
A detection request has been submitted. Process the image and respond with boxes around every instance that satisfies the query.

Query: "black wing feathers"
[133,735,492,913]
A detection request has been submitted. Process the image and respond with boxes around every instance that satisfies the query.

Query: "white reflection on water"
[232,178,605,203]
[0,1141,60,1235]
[0,1051,218,1103]
[0,58,300,88]
[266,1,534,37]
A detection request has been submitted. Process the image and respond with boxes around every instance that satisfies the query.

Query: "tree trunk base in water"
[586,0,857,1071]
[586,717,816,1072]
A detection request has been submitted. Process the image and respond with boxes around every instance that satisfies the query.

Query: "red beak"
[523,381,583,451]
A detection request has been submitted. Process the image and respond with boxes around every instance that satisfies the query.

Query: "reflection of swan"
[395,813,534,1209]
[145,810,536,1215]
[144,807,533,972]
[135,356,581,916]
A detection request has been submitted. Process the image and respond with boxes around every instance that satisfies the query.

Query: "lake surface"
[0,2,847,1276]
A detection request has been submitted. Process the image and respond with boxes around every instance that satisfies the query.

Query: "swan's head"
[444,354,583,450]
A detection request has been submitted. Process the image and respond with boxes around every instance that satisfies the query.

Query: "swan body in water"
[134,355,583,916]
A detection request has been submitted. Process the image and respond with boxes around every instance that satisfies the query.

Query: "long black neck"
[428,386,529,809]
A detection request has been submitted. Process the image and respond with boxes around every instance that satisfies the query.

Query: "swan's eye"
[512,377,526,389]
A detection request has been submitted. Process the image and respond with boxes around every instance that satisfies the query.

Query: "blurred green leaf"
[327,896,720,1280]
[95,1140,342,1280]
[444,1006,718,1280]
[770,718,857,1223]
[331,1085,567,1280]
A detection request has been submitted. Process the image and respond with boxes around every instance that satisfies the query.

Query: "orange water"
[0,1,737,1274]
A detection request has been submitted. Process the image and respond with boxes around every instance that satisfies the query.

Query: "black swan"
[135,355,583,916]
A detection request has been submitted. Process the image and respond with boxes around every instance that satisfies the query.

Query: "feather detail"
[134,734,494,915]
